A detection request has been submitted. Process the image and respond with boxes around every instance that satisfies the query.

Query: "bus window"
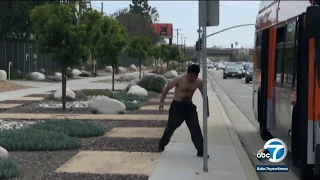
[283,46,294,85]
[275,26,286,85]
[255,33,262,70]
[256,47,261,70]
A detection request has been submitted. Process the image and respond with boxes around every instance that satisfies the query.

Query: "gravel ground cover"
[1,119,166,180]
[0,81,32,93]
[83,137,160,152]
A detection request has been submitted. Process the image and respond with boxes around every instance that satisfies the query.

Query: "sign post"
[198,0,220,172]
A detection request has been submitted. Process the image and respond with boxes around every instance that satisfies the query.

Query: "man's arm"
[198,80,210,117]
[160,77,180,103]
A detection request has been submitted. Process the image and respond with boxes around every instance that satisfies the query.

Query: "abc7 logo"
[256,149,271,163]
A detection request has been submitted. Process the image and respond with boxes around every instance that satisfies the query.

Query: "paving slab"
[104,127,165,138]
[166,94,174,98]
[0,113,168,121]
[9,97,44,101]
[140,105,170,110]
[149,99,172,103]
[55,151,160,175]
[0,103,22,109]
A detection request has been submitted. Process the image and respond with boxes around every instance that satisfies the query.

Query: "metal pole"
[201,1,208,172]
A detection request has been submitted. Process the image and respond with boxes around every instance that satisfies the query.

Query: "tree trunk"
[166,60,169,69]
[112,64,115,91]
[61,66,67,110]
[139,58,142,79]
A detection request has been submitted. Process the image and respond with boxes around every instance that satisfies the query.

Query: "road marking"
[235,80,253,90]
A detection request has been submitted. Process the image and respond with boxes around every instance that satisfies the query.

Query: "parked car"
[207,63,215,68]
[223,66,242,79]
[245,65,253,83]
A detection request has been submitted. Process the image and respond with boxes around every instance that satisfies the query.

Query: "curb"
[207,72,259,180]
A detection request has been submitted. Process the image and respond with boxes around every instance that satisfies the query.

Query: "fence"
[0,37,59,73]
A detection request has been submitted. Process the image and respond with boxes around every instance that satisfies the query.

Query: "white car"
[217,63,226,70]
[207,63,214,68]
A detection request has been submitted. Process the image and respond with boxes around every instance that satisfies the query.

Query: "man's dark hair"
[187,64,200,75]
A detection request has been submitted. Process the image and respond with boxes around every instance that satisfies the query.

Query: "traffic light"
[196,41,199,51]
[196,39,203,52]
[231,43,233,48]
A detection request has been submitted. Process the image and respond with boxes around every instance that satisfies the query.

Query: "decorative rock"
[40,68,46,73]
[39,101,88,108]
[129,64,137,71]
[54,88,76,100]
[0,70,7,81]
[80,70,90,76]
[128,85,148,97]
[105,66,113,72]
[72,69,81,76]
[30,72,45,81]
[141,65,147,70]
[67,67,72,70]
[53,72,62,81]
[0,146,8,159]
[164,70,178,79]
[126,79,140,90]
[119,67,127,73]
[88,96,125,114]
[81,66,85,70]
[120,72,139,81]
[0,119,37,130]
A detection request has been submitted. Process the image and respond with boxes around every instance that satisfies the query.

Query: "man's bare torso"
[172,75,201,102]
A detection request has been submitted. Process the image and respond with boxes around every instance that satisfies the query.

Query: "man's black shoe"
[158,143,165,152]
[197,152,210,158]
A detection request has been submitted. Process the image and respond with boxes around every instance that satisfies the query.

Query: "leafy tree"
[96,16,129,91]
[80,7,104,69]
[30,3,90,109]
[160,44,171,68]
[129,0,159,24]
[151,45,162,71]
[128,36,152,78]
[111,8,159,44]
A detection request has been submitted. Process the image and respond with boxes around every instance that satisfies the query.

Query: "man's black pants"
[159,100,204,153]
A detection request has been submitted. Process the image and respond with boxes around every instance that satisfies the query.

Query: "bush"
[138,75,166,93]
[124,102,141,110]
[10,69,30,80]
[79,73,90,77]
[0,159,19,179]
[66,70,73,78]
[0,128,80,151]
[109,91,148,102]
[30,120,104,138]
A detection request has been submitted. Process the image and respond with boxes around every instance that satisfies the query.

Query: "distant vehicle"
[243,63,253,70]
[223,66,242,79]
[217,63,226,70]
[238,65,246,77]
[245,65,253,83]
[207,63,214,69]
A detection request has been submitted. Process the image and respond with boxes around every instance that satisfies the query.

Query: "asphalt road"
[208,69,300,180]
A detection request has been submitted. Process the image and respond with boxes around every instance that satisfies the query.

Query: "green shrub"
[0,159,19,179]
[66,70,73,78]
[30,120,104,138]
[109,91,148,102]
[81,89,112,96]
[124,102,141,110]
[79,73,90,77]
[10,69,30,80]
[138,75,167,93]
[0,128,80,151]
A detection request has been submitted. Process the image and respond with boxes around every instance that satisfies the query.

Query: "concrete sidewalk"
[149,79,259,180]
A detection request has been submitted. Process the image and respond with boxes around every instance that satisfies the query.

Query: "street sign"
[199,0,220,27]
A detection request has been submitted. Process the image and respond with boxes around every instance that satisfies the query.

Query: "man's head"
[187,64,200,82]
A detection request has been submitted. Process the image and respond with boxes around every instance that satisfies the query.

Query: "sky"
[90,1,260,48]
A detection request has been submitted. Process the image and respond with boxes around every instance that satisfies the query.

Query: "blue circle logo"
[263,138,287,163]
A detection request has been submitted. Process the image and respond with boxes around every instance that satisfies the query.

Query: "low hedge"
[0,128,80,151]
[0,159,19,179]
[30,120,104,138]
[138,75,166,93]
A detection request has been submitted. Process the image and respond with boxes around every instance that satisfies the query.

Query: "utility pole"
[183,37,188,56]
[197,28,202,65]
[174,28,182,46]
[180,34,184,54]
[101,2,103,14]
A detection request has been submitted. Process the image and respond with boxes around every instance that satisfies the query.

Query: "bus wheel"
[258,93,272,141]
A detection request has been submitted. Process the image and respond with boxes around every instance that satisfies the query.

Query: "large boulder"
[54,88,76,100]
[119,67,127,73]
[0,70,7,81]
[128,85,148,97]
[0,146,8,159]
[164,70,178,79]
[30,72,45,81]
[129,64,137,71]
[53,72,62,81]
[72,69,81,76]
[105,66,113,72]
[120,72,139,81]
[126,79,140,90]
[89,96,125,114]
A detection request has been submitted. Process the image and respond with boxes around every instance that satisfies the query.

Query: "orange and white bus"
[253,0,320,178]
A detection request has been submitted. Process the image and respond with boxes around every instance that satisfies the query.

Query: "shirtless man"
[158,64,209,157]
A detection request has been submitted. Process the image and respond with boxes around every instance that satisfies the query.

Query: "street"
[208,69,300,180]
